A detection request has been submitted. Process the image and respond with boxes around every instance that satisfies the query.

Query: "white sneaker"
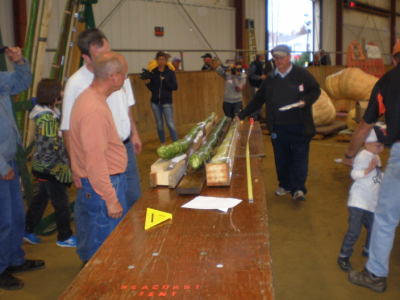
[293,190,306,201]
[275,187,290,196]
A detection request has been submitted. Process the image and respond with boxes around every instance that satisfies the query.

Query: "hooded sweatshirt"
[30,105,71,184]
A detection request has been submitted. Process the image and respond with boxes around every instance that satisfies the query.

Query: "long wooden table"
[59,123,274,300]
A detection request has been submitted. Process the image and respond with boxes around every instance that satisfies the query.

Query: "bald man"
[69,52,129,263]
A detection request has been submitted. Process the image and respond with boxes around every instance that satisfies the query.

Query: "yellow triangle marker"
[145,208,173,230]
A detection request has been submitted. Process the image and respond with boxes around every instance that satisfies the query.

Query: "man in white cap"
[238,44,320,201]
[344,40,400,293]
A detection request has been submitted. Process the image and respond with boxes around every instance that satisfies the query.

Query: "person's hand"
[235,86,242,92]
[5,47,24,64]
[261,74,267,80]
[365,157,378,174]
[73,173,82,189]
[1,168,15,180]
[298,100,305,108]
[160,76,165,80]
[342,157,354,166]
[131,134,142,154]
[211,58,221,69]
[106,200,123,219]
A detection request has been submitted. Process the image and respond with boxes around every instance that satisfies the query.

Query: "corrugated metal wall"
[38,0,236,74]
[322,0,400,65]
[246,0,266,52]
[343,0,391,63]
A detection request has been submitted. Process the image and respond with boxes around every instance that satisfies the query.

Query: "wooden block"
[176,169,205,195]
[206,163,231,186]
[206,122,239,186]
[149,159,186,188]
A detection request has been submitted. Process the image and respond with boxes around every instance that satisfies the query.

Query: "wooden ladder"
[245,19,257,64]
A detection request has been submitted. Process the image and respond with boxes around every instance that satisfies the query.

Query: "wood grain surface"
[59,123,273,300]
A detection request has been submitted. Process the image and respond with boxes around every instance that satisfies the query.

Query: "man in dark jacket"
[238,44,320,201]
[248,54,267,119]
[201,53,213,71]
[146,51,178,143]
[248,54,266,90]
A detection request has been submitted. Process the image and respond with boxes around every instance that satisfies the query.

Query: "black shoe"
[348,268,387,293]
[0,271,24,290]
[6,259,45,274]
[337,256,352,272]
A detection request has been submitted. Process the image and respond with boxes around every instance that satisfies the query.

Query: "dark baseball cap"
[201,53,212,59]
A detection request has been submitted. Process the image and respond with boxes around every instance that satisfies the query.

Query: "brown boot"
[348,268,386,293]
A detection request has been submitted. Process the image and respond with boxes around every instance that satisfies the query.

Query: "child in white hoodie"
[337,126,385,272]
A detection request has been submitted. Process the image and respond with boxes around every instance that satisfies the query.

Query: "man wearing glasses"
[238,44,320,201]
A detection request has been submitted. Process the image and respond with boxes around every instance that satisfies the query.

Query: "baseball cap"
[271,45,291,57]
[366,125,386,143]
[201,53,212,59]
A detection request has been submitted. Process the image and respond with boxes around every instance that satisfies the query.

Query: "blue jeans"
[151,103,178,143]
[339,207,374,258]
[124,141,141,208]
[271,125,311,194]
[0,161,25,273]
[75,174,127,262]
[366,142,400,277]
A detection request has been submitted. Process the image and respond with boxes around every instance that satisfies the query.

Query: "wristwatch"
[344,153,354,159]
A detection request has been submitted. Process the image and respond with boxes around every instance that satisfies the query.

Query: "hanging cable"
[176,0,221,61]
[97,0,128,29]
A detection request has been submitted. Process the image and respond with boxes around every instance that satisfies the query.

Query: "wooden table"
[59,123,274,300]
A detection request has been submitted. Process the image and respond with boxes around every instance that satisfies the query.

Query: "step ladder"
[246,19,257,64]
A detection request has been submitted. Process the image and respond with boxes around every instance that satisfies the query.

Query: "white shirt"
[275,64,293,78]
[348,149,383,212]
[60,65,135,141]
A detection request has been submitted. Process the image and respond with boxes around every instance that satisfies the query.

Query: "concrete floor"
[1,134,400,300]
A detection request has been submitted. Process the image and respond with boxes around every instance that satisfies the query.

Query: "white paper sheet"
[181,196,242,212]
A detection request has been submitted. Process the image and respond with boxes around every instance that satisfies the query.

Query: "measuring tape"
[246,118,254,203]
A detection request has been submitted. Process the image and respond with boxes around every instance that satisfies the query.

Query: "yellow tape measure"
[246,119,254,203]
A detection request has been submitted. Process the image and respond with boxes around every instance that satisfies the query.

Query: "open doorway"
[267,0,315,65]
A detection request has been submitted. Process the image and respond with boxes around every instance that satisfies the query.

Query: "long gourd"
[156,112,216,160]
[189,117,229,169]
[210,120,238,163]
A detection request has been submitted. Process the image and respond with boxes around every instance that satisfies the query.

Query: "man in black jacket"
[248,54,267,120]
[146,51,178,143]
[238,45,320,201]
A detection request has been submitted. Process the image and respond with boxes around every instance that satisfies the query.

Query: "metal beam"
[336,0,343,65]
[234,0,245,56]
[13,0,27,47]
[390,0,396,54]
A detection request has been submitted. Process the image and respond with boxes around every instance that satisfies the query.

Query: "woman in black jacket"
[146,51,178,143]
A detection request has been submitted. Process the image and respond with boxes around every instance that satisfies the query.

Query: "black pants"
[25,179,72,241]
[223,101,242,118]
[271,124,311,194]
